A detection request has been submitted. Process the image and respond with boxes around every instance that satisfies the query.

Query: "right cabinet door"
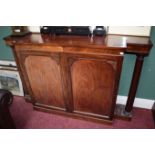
[68,53,123,120]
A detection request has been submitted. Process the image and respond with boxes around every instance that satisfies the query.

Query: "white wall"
[108,26,151,36]
[28,26,40,32]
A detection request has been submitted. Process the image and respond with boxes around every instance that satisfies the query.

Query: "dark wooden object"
[125,55,144,112]
[0,89,16,129]
[4,34,152,122]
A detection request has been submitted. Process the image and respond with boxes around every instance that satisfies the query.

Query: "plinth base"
[114,104,132,121]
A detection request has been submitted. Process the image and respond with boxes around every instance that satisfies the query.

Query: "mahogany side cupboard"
[4,34,152,123]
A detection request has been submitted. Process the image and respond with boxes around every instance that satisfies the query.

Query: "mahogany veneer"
[4,33,152,123]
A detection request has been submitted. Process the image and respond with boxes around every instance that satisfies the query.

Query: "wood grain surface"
[24,55,65,109]
[71,59,115,117]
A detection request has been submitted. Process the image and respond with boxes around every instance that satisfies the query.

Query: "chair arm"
[0,89,15,129]
[0,89,13,107]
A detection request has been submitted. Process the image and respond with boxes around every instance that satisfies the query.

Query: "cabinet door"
[68,54,123,120]
[17,50,65,111]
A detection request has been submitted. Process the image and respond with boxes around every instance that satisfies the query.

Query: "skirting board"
[116,95,155,110]
[0,60,16,67]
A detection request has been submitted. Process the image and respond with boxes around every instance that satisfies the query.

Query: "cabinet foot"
[33,105,114,125]
[24,94,32,103]
[114,104,132,121]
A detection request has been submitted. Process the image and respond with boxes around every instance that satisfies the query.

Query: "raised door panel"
[23,54,65,110]
[70,55,123,120]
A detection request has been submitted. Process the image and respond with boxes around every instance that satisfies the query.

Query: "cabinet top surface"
[4,33,152,54]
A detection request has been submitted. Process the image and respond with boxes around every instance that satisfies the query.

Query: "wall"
[0,26,155,100]
[0,26,14,60]
[108,26,151,36]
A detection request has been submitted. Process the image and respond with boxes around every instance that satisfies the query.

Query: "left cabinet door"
[15,46,65,111]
